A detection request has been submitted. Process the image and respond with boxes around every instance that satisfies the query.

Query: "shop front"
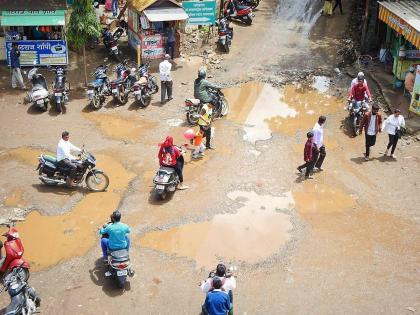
[0,0,68,66]
[127,0,188,60]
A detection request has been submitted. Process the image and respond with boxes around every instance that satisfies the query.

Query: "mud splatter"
[139,191,294,268]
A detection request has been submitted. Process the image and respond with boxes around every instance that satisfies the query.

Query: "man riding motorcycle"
[350,71,367,90]
[99,210,131,263]
[56,131,81,186]
[158,136,188,190]
[348,75,372,110]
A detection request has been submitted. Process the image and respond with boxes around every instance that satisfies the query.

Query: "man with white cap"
[405,66,415,94]
[350,72,367,90]
[159,54,173,105]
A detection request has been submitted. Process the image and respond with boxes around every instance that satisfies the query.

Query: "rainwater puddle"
[224,82,343,140]
[311,76,330,93]
[3,187,25,207]
[139,191,294,268]
[0,148,135,271]
[83,112,157,143]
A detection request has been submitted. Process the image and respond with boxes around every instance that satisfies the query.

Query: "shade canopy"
[143,7,188,22]
[1,10,66,26]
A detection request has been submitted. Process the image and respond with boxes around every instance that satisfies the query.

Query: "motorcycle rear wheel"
[224,42,230,53]
[38,168,58,186]
[186,111,199,125]
[55,100,62,113]
[117,85,128,105]
[245,18,252,25]
[138,93,151,107]
[86,170,109,192]
[220,97,229,116]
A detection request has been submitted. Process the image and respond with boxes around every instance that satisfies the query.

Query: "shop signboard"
[409,65,420,116]
[141,34,165,59]
[182,0,216,25]
[406,50,420,59]
[5,40,68,66]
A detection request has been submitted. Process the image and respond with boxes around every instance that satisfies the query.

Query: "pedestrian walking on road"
[333,0,344,14]
[159,54,173,105]
[312,115,327,171]
[10,42,26,90]
[382,109,405,159]
[297,131,318,179]
[359,104,382,161]
[111,0,118,17]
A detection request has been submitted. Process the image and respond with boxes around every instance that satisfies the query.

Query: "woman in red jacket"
[158,136,188,190]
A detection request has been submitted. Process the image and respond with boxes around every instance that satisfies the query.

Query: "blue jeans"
[101,236,130,259]
[166,41,175,59]
[112,0,118,17]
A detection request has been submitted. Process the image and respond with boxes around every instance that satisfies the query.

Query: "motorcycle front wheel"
[91,92,102,110]
[138,93,151,107]
[220,97,229,116]
[117,85,128,105]
[86,170,109,192]
[245,18,252,25]
[352,116,358,137]
[224,42,230,53]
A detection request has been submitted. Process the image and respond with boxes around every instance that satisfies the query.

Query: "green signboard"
[182,0,216,26]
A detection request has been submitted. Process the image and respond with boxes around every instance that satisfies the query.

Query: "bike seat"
[42,154,58,165]
[136,77,148,85]
[109,249,129,262]
[33,84,45,91]
[185,98,201,105]
[159,167,176,175]
[236,5,248,10]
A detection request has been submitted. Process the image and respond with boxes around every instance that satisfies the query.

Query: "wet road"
[0,0,419,313]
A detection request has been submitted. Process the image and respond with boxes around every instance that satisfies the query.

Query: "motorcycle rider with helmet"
[99,210,131,263]
[350,71,367,90]
[348,74,372,111]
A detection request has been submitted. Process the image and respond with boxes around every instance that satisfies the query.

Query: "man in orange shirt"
[405,67,416,93]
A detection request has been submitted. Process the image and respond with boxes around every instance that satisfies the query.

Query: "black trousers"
[333,0,343,13]
[168,156,184,183]
[387,134,399,154]
[161,80,173,102]
[57,158,77,179]
[365,134,377,157]
[298,160,315,177]
[314,146,326,168]
[200,125,212,148]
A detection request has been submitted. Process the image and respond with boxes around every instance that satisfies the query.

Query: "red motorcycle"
[224,0,254,25]
[0,222,30,281]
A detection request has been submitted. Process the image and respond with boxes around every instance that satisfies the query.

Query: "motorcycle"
[110,61,137,105]
[224,0,254,25]
[348,99,368,137]
[153,147,185,200]
[102,28,123,61]
[184,89,229,125]
[87,64,111,110]
[217,17,234,53]
[101,222,134,288]
[131,63,159,108]
[26,67,49,111]
[0,222,30,282]
[50,66,69,113]
[36,149,110,192]
[1,266,40,315]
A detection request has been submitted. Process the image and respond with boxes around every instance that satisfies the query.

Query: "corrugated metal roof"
[128,0,180,12]
[379,1,420,32]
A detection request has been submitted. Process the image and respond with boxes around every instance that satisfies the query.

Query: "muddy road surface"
[0,0,419,314]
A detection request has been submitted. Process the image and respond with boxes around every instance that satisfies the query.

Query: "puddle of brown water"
[4,187,25,207]
[4,147,45,167]
[3,153,135,271]
[139,191,294,268]
[83,112,157,143]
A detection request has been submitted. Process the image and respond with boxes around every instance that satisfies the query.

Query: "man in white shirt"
[159,54,173,105]
[312,115,327,171]
[57,131,81,186]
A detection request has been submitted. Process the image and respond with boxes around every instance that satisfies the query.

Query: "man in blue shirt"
[10,42,26,90]
[205,277,231,315]
[99,210,131,263]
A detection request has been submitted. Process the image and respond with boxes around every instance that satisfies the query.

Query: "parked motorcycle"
[131,63,159,108]
[87,64,111,110]
[26,67,49,111]
[348,100,368,137]
[102,27,123,61]
[101,222,134,288]
[0,222,30,282]
[1,266,40,315]
[217,17,234,53]
[153,147,185,200]
[50,66,69,113]
[184,89,229,125]
[224,0,254,25]
[36,149,110,192]
[110,61,137,105]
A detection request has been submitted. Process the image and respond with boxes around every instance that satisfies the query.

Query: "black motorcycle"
[348,100,368,137]
[217,17,234,53]
[102,27,123,61]
[110,61,137,105]
[36,149,110,192]
[184,89,229,125]
[50,66,69,113]
[1,266,40,315]
[87,64,112,110]
[131,63,158,107]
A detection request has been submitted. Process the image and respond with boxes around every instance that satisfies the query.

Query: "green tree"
[66,0,101,86]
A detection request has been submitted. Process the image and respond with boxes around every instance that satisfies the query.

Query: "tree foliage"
[67,0,101,49]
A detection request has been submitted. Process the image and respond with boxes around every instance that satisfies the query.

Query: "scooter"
[27,67,49,111]
[184,89,229,125]
[224,0,254,25]
[50,66,69,113]
[87,64,111,110]
[131,63,158,107]
[217,17,234,53]
[348,99,368,137]
[1,266,40,315]
[110,61,137,105]
[0,221,30,282]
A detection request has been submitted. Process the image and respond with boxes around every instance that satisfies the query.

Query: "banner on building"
[6,40,68,66]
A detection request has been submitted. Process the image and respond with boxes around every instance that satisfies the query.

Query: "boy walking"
[359,104,382,161]
[297,132,318,179]
[191,129,205,159]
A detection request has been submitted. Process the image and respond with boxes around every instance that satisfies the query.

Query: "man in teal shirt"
[100,210,131,263]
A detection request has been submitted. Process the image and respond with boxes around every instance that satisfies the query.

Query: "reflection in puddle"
[1,148,135,271]
[4,187,25,207]
[83,112,157,143]
[312,76,330,93]
[139,191,294,268]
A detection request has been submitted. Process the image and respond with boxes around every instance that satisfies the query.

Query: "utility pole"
[361,0,371,53]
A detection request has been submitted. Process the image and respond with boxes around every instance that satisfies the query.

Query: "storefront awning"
[1,10,66,26]
[143,7,188,21]
[378,1,420,49]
